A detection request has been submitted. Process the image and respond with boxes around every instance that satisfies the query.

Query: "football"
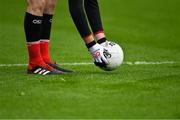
[102,41,124,71]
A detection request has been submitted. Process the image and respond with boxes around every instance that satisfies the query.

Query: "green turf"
[0,0,180,119]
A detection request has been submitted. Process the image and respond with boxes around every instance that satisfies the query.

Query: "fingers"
[89,43,109,65]
[97,57,102,63]
[94,50,108,64]
[101,55,109,64]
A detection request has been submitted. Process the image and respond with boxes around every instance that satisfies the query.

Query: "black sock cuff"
[86,40,97,49]
[24,12,43,42]
[43,13,53,20]
[97,37,107,44]
[25,12,43,24]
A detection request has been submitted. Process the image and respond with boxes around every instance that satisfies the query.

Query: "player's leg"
[25,0,46,70]
[40,0,56,63]
[24,0,62,75]
[40,0,73,73]
[84,0,107,44]
[68,0,108,66]
[68,0,94,44]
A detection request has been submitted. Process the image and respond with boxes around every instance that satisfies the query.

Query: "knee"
[27,0,46,15]
[44,0,57,14]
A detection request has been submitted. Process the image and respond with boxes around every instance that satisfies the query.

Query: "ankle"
[28,59,46,69]
[42,57,51,64]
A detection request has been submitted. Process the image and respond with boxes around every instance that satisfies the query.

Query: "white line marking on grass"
[0,61,178,67]
[0,64,27,67]
[124,61,177,65]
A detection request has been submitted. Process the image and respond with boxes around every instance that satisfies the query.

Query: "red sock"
[27,42,46,70]
[40,40,51,63]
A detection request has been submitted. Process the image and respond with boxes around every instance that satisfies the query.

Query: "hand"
[89,43,109,65]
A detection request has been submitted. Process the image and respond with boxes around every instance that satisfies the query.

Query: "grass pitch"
[0,0,180,119]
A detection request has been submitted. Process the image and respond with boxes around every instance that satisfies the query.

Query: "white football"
[102,41,124,71]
